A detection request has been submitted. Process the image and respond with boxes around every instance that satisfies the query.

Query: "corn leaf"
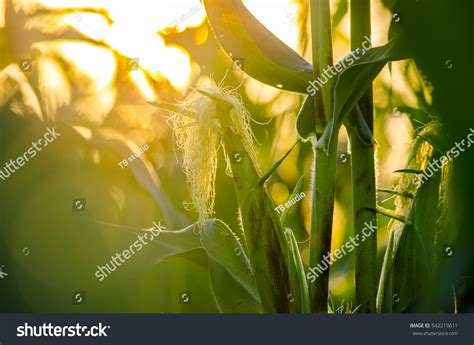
[280,175,305,226]
[203,0,313,93]
[73,127,189,228]
[391,172,441,312]
[284,228,311,313]
[317,35,409,153]
[103,219,262,313]
[296,94,318,140]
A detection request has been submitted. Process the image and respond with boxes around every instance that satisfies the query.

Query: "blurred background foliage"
[0,0,470,312]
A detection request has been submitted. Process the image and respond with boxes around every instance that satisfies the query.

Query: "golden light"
[0,0,5,28]
[16,0,206,94]
[244,0,299,50]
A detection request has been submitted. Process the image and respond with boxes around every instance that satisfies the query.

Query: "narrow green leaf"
[196,89,234,111]
[353,103,374,144]
[295,94,318,140]
[377,189,414,199]
[394,169,424,174]
[148,101,196,118]
[258,141,299,186]
[365,206,406,223]
[280,175,305,226]
[284,228,311,313]
[317,35,410,153]
[376,229,395,313]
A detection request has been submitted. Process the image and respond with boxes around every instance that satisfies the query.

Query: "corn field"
[0,0,472,315]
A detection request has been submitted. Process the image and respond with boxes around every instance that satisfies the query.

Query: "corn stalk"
[308,0,337,313]
[196,89,309,313]
[348,0,378,313]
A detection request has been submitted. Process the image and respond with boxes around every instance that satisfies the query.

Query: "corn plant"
[134,0,460,314]
[1,0,470,315]
[146,0,411,313]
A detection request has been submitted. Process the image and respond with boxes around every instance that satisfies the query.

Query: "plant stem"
[309,137,338,312]
[310,0,334,125]
[376,229,394,313]
[350,0,377,313]
[309,0,335,313]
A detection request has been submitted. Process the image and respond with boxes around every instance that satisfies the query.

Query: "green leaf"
[353,103,374,144]
[280,175,305,226]
[296,94,318,140]
[377,189,414,199]
[365,206,406,223]
[258,141,299,186]
[103,219,262,313]
[148,101,196,119]
[393,169,424,175]
[198,220,259,303]
[317,35,410,153]
[343,102,374,145]
[376,228,395,313]
[391,170,441,312]
[207,261,262,313]
[284,228,311,313]
[74,127,189,228]
[203,0,313,93]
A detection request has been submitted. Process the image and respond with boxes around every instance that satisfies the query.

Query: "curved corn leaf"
[296,94,318,140]
[284,228,311,313]
[103,219,262,313]
[317,35,410,153]
[353,103,374,144]
[391,171,441,312]
[203,0,313,93]
[343,102,374,145]
[258,141,299,186]
[376,229,395,313]
[73,126,189,228]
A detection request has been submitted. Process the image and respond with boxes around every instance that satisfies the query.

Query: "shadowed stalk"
[309,0,336,313]
[220,124,291,313]
[349,0,377,313]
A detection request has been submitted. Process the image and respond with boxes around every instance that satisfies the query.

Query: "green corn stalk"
[348,0,378,313]
[197,89,308,313]
[308,0,337,313]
